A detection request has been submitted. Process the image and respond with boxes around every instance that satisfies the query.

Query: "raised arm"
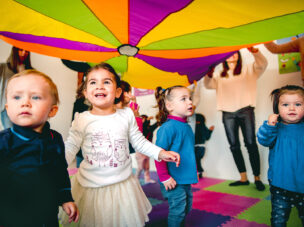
[191,80,201,108]
[64,113,84,165]
[264,37,304,83]
[203,66,217,89]
[257,120,278,147]
[248,47,268,77]
[264,38,302,54]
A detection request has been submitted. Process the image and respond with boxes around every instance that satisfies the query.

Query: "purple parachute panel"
[129,0,192,46]
[136,52,235,83]
[0,31,116,52]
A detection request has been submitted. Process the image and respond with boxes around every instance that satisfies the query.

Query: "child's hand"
[163,177,177,191]
[268,114,279,126]
[130,103,140,117]
[62,202,79,223]
[158,150,180,167]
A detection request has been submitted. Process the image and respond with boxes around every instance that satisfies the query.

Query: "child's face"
[84,68,122,115]
[123,90,134,105]
[166,87,193,118]
[278,93,304,124]
[5,74,58,132]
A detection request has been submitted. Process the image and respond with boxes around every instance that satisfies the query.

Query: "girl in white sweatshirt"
[60,62,179,227]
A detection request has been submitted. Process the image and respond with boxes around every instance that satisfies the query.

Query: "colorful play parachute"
[0,0,303,89]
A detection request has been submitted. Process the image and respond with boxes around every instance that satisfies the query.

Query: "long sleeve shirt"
[155,116,198,184]
[65,107,162,187]
[257,121,304,193]
[0,122,73,225]
[204,51,268,112]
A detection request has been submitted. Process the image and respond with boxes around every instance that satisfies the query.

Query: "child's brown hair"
[155,85,185,125]
[221,51,242,77]
[77,62,121,104]
[270,85,304,114]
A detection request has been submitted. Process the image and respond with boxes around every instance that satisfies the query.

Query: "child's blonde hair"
[6,69,60,105]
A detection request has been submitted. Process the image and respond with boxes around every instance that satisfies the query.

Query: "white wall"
[0,40,78,139]
[1,40,302,182]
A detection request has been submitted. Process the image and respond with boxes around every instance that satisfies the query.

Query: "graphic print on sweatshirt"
[86,129,129,167]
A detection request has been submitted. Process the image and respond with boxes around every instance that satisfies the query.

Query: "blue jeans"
[167,184,193,227]
[270,185,304,227]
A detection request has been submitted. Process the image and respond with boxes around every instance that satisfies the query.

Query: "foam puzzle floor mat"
[139,171,302,227]
[65,169,302,227]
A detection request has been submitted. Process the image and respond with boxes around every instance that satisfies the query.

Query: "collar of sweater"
[11,122,52,141]
[167,115,187,123]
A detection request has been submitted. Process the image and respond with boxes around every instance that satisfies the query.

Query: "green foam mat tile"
[205,180,270,199]
[287,208,302,227]
[237,199,271,225]
[237,199,302,226]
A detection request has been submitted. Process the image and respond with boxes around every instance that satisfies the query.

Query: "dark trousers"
[222,106,260,176]
[195,146,205,173]
[270,185,304,227]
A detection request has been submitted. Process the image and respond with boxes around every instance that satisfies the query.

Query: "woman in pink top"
[204,47,267,191]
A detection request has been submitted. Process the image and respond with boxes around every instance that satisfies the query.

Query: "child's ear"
[116,87,122,98]
[48,105,58,118]
[165,101,172,112]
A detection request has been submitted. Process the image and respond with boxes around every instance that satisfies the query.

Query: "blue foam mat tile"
[186,209,231,227]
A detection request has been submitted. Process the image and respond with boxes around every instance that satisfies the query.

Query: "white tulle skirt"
[59,175,152,227]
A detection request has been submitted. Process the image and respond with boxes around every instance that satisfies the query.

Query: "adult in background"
[204,47,267,191]
[0,46,33,130]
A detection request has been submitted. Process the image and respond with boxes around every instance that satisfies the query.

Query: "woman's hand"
[247,46,259,53]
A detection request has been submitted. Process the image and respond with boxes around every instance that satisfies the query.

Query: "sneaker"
[255,180,265,191]
[229,180,249,186]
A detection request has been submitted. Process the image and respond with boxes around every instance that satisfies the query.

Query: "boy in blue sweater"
[0,70,79,226]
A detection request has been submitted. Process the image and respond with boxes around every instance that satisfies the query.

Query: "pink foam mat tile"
[192,190,260,217]
[221,218,270,227]
[192,177,226,189]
